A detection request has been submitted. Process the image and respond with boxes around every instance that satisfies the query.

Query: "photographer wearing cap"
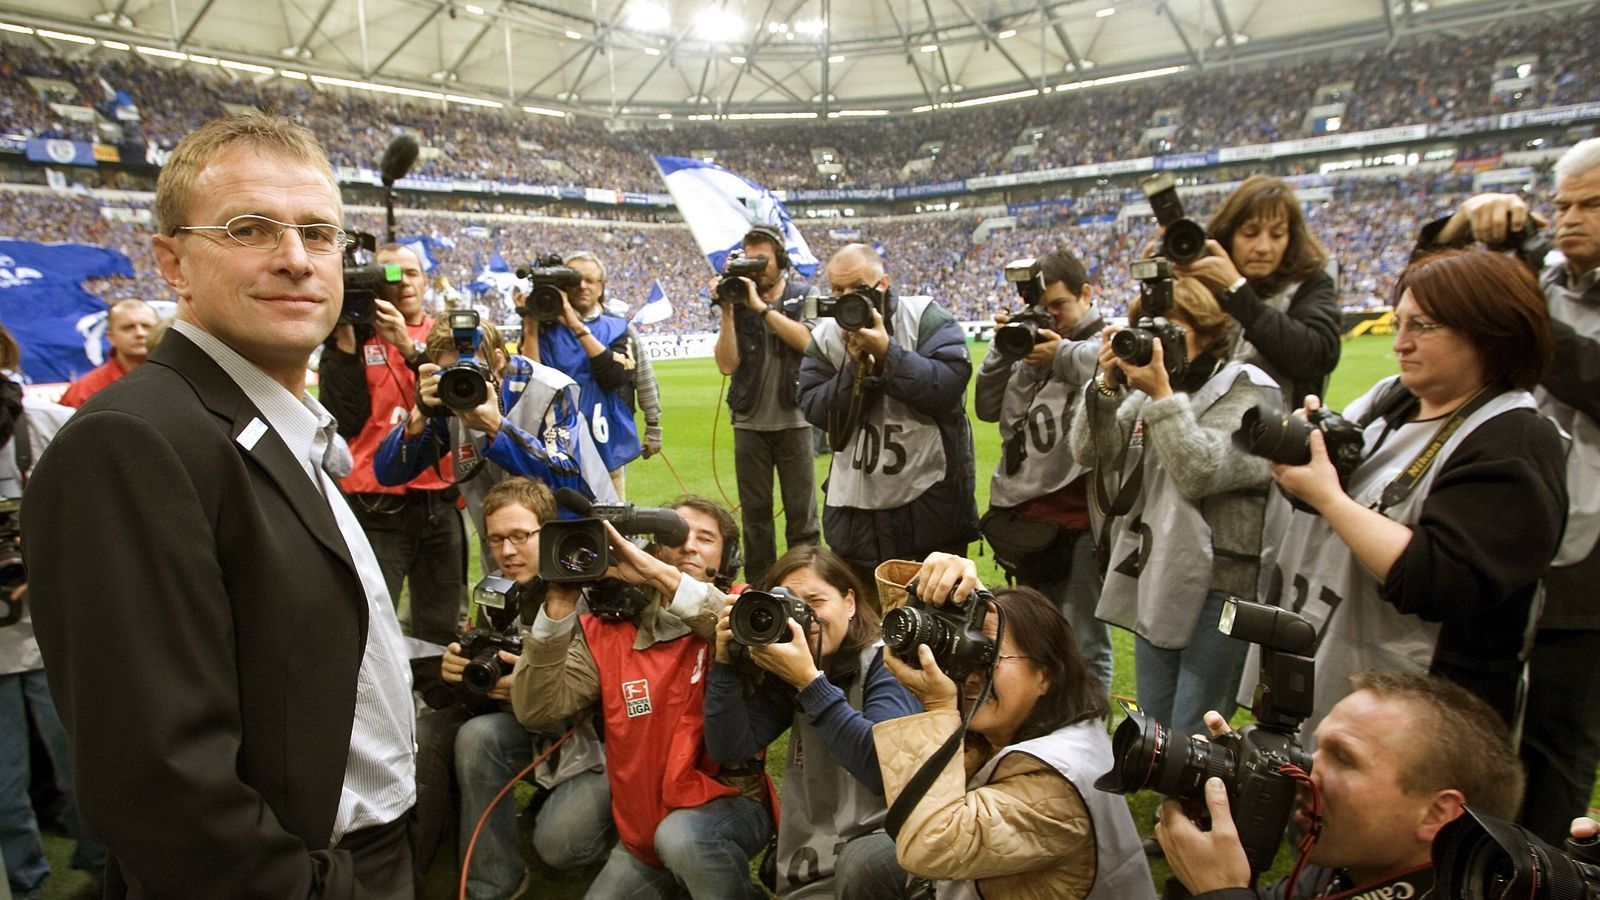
[1070,274,1280,735]
[704,544,921,898]
[1156,671,1524,899]
[524,251,662,499]
[974,247,1113,695]
[1172,175,1342,410]
[798,244,979,591]
[1411,137,1600,843]
[373,310,618,543]
[319,243,465,646]
[871,553,1152,899]
[510,495,774,898]
[1262,249,1565,740]
[426,478,612,899]
[713,224,820,584]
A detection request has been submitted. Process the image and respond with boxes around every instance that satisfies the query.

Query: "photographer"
[798,244,979,589]
[319,243,465,646]
[1265,249,1565,739]
[1155,671,1523,899]
[430,478,611,899]
[525,251,662,499]
[1174,175,1342,409]
[1,324,104,897]
[373,311,618,540]
[974,248,1112,694]
[703,545,920,898]
[510,496,773,898]
[1411,137,1600,842]
[1070,275,1279,734]
[713,225,820,584]
[871,553,1152,899]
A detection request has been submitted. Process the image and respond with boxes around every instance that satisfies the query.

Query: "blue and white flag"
[396,235,438,272]
[632,280,673,327]
[0,240,135,382]
[26,139,96,167]
[652,156,819,278]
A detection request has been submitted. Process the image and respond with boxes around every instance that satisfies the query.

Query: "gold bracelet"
[1095,374,1119,397]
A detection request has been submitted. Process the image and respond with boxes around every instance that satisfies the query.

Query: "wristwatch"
[1225,275,1248,295]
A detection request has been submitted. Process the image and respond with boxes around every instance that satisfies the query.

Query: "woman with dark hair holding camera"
[1176,174,1342,409]
[871,554,1152,899]
[1265,248,1566,737]
[1070,276,1280,736]
[703,544,920,898]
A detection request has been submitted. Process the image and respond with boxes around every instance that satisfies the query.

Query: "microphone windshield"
[379,135,420,186]
[554,487,593,516]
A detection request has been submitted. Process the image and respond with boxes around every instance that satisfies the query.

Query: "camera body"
[806,284,883,332]
[1140,173,1209,264]
[516,253,582,323]
[730,586,816,646]
[456,627,523,696]
[1234,405,1366,498]
[436,310,493,413]
[538,502,689,584]
[1487,220,1554,273]
[714,252,769,306]
[1098,599,1316,875]
[1431,805,1600,899]
[339,231,404,325]
[586,576,655,621]
[881,583,997,681]
[994,257,1056,361]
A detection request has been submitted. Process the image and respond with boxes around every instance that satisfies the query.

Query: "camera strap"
[1376,385,1498,513]
[828,359,870,453]
[12,407,31,487]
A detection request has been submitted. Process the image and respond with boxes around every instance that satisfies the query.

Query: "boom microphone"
[554,487,593,516]
[379,135,419,187]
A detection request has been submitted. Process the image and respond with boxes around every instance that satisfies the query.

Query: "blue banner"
[1154,151,1218,170]
[0,241,135,382]
[25,139,98,167]
[890,180,969,200]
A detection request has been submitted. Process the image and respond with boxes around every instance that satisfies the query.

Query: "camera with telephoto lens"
[1140,173,1209,264]
[1113,259,1189,381]
[539,493,690,584]
[714,252,769,306]
[339,230,404,326]
[881,581,998,681]
[806,284,882,332]
[1097,599,1317,876]
[730,586,817,646]
[456,575,527,696]
[993,257,1056,361]
[1430,805,1600,900]
[435,310,493,413]
[1234,405,1366,500]
[516,254,583,323]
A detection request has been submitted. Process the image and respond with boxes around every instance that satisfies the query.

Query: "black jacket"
[1221,268,1342,408]
[726,277,810,417]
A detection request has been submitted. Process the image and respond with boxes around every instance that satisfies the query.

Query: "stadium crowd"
[0,16,1596,192]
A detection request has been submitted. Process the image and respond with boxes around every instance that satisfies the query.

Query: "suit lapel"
[151,332,360,580]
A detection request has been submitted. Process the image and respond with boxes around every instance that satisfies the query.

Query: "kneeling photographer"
[704,545,921,898]
[1155,671,1523,899]
[870,553,1153,899]
[1070,268,1280,736]
[1248,249,1565,736]
[373,308,618,541]
[511,494,775,898]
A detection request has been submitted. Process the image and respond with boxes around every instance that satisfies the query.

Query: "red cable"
[1277,763,1322,898]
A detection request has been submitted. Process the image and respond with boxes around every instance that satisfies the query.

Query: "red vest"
[339,320,451,494]
[579,614,737,867]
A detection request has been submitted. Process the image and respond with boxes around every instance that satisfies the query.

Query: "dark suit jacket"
[23,330,380,897]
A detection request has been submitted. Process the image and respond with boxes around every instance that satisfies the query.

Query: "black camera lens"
[438,366,488,412]
[994,321,1040,360]
[730,589,810,645]
[1110,328,1157,367]
[555,531,603,577]
[835,293,874,331]
[1433,806,1600,900]
[1097,706,1236,798]
[882,606,942,656]
[462,651,506,695]
[527,285,565,322]
[1233,406,1315,466]
[0,550,24,593]
[1161,219,1209,263]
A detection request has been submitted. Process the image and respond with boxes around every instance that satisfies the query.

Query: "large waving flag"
[653,156,819,278]
[632,280,673,327]
[396,235,438,272]
[0,240,135,382]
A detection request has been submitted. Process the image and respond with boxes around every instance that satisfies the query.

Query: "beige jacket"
[873,709,1099,900]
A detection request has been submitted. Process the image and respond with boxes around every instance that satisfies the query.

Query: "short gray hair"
[1555,137,1600,184]
[563,251,606,282]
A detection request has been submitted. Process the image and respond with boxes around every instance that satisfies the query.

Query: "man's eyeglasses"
[486,528,540,549]
[173,214,348,255]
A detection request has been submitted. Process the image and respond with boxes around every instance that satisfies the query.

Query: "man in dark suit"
[21,115,416,897]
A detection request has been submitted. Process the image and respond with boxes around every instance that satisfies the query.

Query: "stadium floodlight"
[643,46,661,55]
[730,55,747,64]
[37,29,98,45]
[1096,7,1116,17]
[137,46,188,60]
[188,54,219,65]
[448,95,503,108]
[828,54,845,63]
[920,44,938,52]
[658,113,673,119]
[795,19,826,36]
[565,30,583,39]
[950,87,1040,108]
[1057,63,1185,92]
[0,22,34,35]
[220,59,275,74]
[627,1,671,33]
[696,7,745,40]
[523,106,568,117]
[101,40,131,50]
[828,109,890,118]
[464,4,484,14]
[997,29,1017,39]
[280,70,308,79]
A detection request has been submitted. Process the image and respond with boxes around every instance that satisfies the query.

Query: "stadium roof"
[0,0,1591,121]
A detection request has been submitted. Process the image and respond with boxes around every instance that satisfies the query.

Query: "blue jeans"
[834,831,908,900]
[1,669,103,897]
[1134,590,1251,735]
[583,796,770,899]
[456,711,614,899]
[1033,530,1114,699]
